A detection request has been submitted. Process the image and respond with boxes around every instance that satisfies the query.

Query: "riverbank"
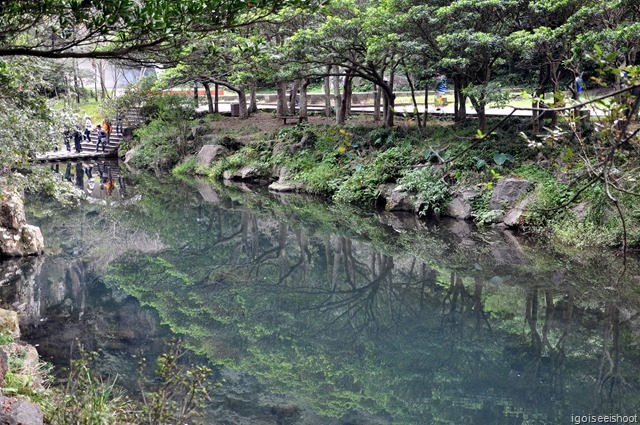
[122,111,639,249]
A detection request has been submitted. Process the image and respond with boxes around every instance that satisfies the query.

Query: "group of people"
[62,114,124,154]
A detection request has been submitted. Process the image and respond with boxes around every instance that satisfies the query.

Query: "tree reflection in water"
[4,176,640,424]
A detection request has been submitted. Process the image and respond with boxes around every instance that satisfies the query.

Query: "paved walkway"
[195,101,537,117]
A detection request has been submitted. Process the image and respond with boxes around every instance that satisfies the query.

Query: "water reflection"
[3,176,640,424]
[49,159,132,201]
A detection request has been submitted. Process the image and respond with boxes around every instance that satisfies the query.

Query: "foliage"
[333,144,416,204]
[0,58,77,168]
[172,157,198,177]
[129,94,200,172]
[138,339,212,425]
[47,350,134,425]
[46,341,211,425]
[396,167,450,217]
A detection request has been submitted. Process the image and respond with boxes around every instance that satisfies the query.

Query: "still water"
[2,171,640,424]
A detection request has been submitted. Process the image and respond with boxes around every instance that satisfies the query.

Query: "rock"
[187,125,205,141]
[223,166,261,181]
[0,184,44,259]
[123,147,137,165]
[289,132,314,154]
[444,187,478,220]
[19,226,44,256]
[491,230,528,265]
[0,348,7,388]
[268,182,302,193]
[196,144,230,168]
[121,127,134,141]
[0,190,24,231]
[378,211,420,232]
[196,180,220,204]
[503,194,535,227]
[489,177,531,210]
[378,184,419,212]
[0,396,43,425]
[0,309,20,338]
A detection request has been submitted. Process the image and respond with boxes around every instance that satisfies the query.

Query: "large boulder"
[489,177,531,210]
[196,144,230,168]
[0,186,44,258]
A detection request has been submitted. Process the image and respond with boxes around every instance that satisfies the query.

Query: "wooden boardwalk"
[35,109,144,162]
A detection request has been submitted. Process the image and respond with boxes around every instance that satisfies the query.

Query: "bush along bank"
[129,115,640,249]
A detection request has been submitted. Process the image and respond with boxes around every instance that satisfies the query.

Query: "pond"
[2,171,640,425]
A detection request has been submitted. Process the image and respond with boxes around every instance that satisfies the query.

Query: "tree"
[0,57,76,167]
[0,0,313,61]
[288,0,405,127]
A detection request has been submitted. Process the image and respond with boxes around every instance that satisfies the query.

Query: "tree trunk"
[324,67,332,117]
[469,96,487,132]
[332,65,343,125]
[550,60,561,127]
[249,87,258,113]
[202,81,214,113]
[454,76,467,122]
[277,82,288,116]
[214,83,219,113]
[193,81,198,106]
[299,79,310,119]
[382,85,395,127]
[339,72,353,123]
[423,84,428,125]
[374,84,381,122]
[405,68,422,128]
[73,59,80,104]
[237,89,249,119]
[289,80,299,114]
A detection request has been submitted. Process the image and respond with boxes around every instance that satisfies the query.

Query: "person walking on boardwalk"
[63,126,72,151]
[73,125,83,153]
[84,116,93,142]
[115,112,123,135]
[102,119,113,143]
[95,125,107,153]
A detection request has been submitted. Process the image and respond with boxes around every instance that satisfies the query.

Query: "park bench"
[277,115,308,125]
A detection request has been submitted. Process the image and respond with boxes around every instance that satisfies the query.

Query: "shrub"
[396,167,450,217]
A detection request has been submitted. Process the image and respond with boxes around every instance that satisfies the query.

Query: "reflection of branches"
[299,255,394,332]
[598,302,630,401]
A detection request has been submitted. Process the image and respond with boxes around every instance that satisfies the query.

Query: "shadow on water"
[2,173,640,424]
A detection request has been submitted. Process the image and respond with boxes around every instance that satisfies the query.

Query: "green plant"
[172,157,198,176]
[396,167,450,217]
[47,349,134,425]
[333,145,415,204]
[138,339,211,425]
